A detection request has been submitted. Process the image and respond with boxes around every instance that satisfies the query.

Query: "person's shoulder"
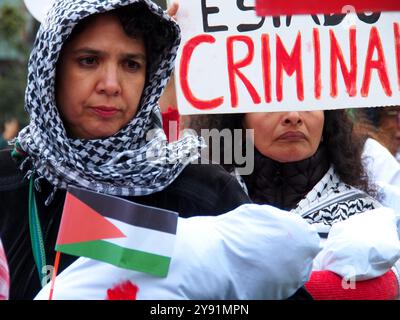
[363,138,399,164]
[176,163,248,193]
[164,163,250,216]
[0,136,8,149]
[0,149,26,191]
[0,148,17,174]
[362,138,400,185]
[179,163,234,181]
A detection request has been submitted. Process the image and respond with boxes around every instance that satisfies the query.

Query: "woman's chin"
[261,146,314,163]
[269,151,313,163]
[277,156,307,163]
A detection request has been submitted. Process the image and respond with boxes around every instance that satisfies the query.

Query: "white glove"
[313,207,400,280]
[35,204,321,300]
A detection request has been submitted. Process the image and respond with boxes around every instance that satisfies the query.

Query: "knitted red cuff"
[305,270,399,300]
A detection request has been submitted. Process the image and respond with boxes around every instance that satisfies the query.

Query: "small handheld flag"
[55,186,178,278]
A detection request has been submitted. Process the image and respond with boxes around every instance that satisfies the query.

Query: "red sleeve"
[305,270,399,300]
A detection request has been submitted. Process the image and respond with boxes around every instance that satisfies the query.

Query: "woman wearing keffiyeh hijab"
[0,0,253,299]
[19,0,203,199]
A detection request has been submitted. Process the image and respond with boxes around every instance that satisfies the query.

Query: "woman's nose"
[282,112,303,126]
[96,66,121,96]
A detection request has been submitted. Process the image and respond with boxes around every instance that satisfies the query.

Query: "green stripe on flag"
[56,240,171,277]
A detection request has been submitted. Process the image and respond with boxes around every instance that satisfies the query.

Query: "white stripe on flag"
[104,218,176,257]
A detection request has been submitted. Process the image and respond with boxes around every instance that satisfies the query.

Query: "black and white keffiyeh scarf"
[233,150,381,234]
[292,166,380,231]
[17,0,204,199]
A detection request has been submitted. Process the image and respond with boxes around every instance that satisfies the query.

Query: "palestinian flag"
[55,186,178,278]
[256,0,400,16]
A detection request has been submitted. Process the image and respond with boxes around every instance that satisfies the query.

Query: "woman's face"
[56,13,147,139]
[244,111,324,163]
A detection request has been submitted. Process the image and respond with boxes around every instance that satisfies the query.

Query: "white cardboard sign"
[174,0,400,114]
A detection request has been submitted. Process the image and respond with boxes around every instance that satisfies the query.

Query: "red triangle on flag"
[56,192,126,245]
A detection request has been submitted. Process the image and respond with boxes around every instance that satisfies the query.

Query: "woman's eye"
[78,56,97,66]
[125,60,140,71]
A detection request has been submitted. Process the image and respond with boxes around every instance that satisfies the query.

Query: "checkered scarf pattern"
[17,0,203,197]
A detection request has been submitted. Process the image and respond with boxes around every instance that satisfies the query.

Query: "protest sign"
[256,0,400,16]
[175,1,400,114]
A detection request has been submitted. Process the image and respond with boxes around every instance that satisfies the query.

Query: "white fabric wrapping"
[377,182,400,222]
[362,138,400,187]
[313,207,400,280]
[35,204,321,300]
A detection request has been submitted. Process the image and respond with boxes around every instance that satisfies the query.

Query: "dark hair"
[190,110,375,196]
[64,2,176,78]
[323,109,374,196]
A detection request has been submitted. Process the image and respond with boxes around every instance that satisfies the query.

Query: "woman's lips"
[91,106,119,118]
[277,131,307,141]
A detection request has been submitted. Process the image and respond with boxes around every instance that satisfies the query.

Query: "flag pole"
[49,251,61,300]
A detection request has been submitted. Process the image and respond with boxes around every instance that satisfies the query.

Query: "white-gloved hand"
[35,204,321,300]
[313,207,400,280]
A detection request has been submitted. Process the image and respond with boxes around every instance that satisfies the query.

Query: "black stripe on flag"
[67,186,178,234]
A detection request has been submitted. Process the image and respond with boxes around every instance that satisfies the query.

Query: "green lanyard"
[28,174,47,287]
[11,143,47,286]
